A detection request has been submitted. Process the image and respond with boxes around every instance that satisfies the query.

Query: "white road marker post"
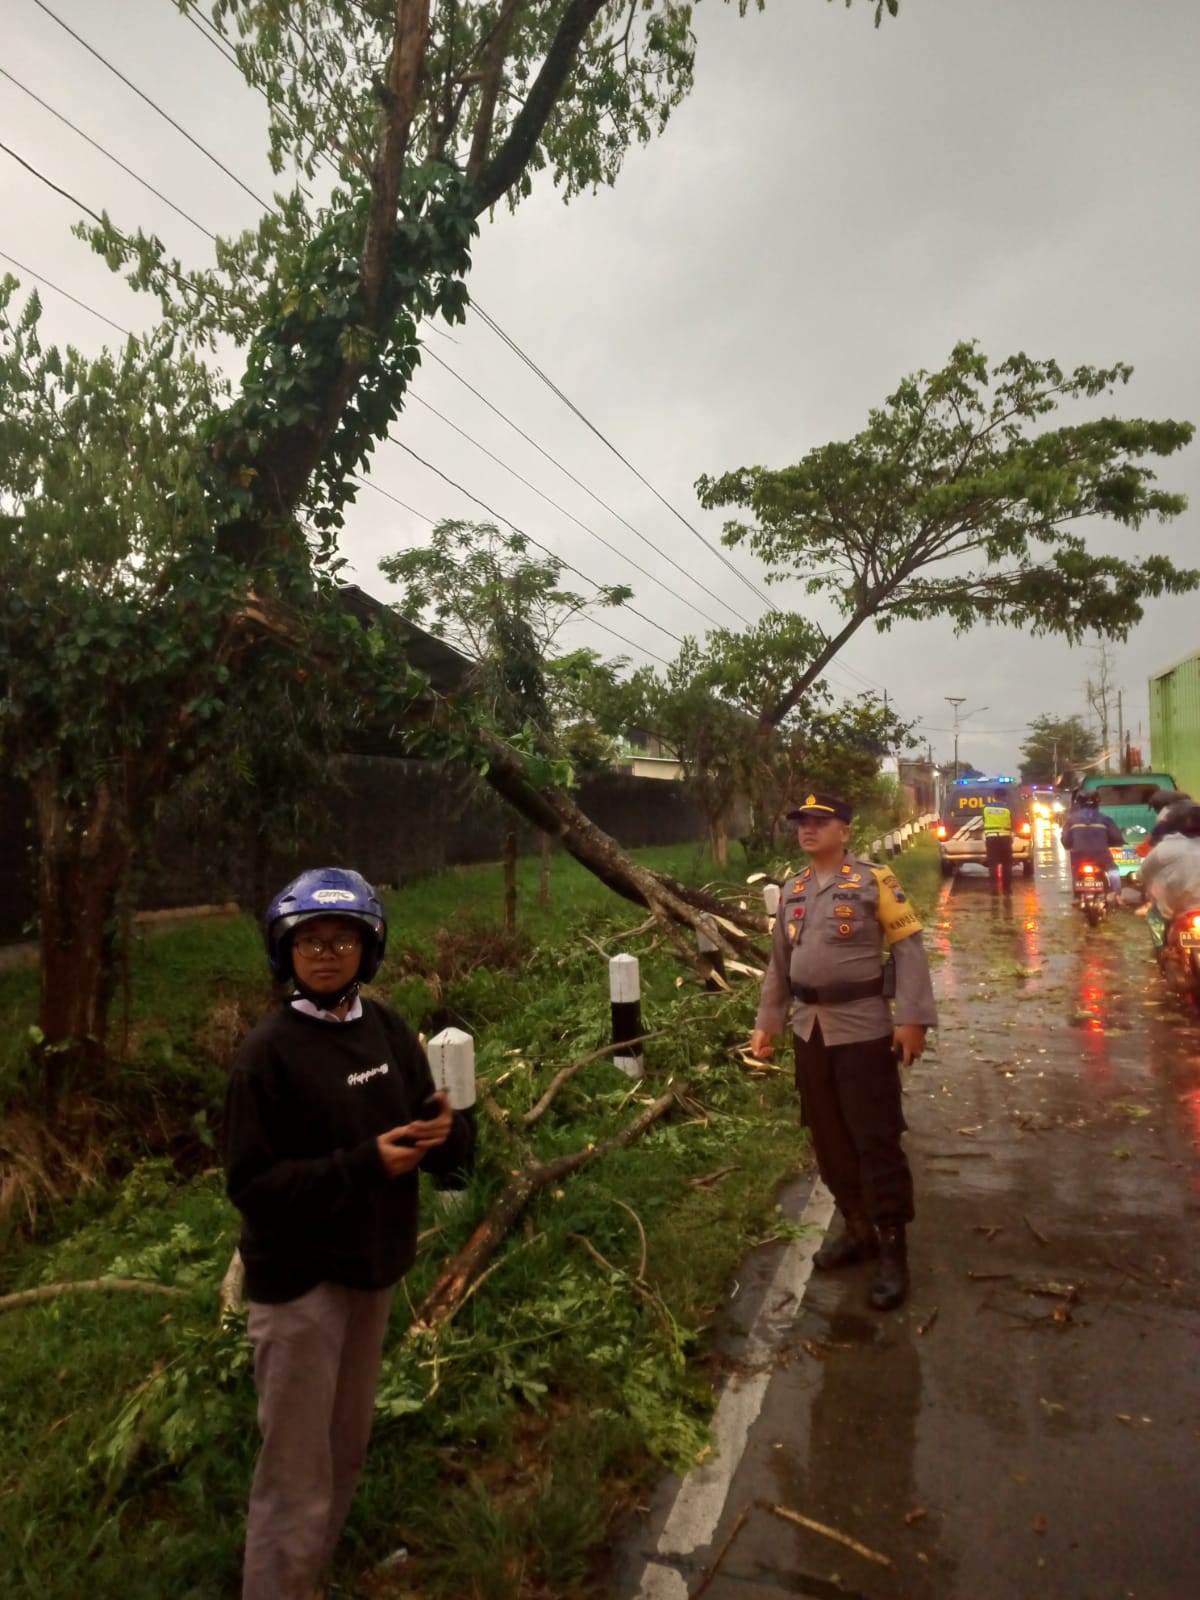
[609,954,644,1079]
[426,1026,477,1203]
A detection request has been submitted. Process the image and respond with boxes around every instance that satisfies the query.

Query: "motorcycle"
[1156,905,1200,1007]
[1072,859,1108,927]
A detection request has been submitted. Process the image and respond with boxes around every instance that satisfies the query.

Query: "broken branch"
[412,1086,681,1330]
[218,1248,245,1320]
[522,1031,667,1127]
[763,1500,894,1569]
[689,1501,751,1598]
[0,1278,189,1314]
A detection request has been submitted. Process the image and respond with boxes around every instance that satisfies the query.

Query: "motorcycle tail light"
[1080,863,1096,875]
[936,824,947,840]
[1188,912,1200,931]
[1020,821,1032,836]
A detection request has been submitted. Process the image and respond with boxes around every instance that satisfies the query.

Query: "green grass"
[0,836,934,1599]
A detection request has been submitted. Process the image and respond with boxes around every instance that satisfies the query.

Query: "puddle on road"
[936,832,1200,1165]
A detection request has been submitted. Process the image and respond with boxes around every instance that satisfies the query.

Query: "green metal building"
[1149,649,1200,798]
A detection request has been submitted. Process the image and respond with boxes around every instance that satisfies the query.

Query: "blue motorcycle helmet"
[265,868,387,987]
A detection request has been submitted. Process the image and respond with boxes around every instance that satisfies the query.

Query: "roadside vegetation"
[0,836,937,1599]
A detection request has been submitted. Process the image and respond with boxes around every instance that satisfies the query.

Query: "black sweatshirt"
[222,1000,473,1303]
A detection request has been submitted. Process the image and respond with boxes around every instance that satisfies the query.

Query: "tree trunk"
[30,769,134,1097]
[479,738,768,978]
[538,831,551,910]
[709,819,729,867]
[502,830,518,935]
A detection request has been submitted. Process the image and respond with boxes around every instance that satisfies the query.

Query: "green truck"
[1150,649,1200,800]
[1077,772,1177,878]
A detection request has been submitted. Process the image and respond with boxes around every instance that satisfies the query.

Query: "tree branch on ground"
[411,1084,681,1330]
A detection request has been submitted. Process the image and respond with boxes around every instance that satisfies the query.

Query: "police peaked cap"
[785,792,854,823]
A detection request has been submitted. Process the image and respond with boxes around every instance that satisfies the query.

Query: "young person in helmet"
[223,867,474,1600]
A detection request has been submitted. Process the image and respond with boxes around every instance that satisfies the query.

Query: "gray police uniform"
[755,852,938,1225]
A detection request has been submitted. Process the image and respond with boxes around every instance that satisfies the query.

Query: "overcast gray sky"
[3,0,1197,775]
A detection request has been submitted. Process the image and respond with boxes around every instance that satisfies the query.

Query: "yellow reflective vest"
[982,803,1013,837]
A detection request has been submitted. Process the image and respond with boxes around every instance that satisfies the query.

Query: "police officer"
[982,796,1014,893]
[749,793,937,1310]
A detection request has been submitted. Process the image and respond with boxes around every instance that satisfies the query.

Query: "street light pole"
[944,698,990,781]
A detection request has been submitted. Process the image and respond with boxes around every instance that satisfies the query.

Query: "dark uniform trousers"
[985,834,1013,891]
[793,1022,914,1225]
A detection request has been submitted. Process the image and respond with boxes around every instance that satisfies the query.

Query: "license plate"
[1074,881,1103,895]
[1179,931,1200,948]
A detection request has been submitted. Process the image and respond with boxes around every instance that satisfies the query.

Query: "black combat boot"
[868,1224,909,1311]
[813,1214,879,1270]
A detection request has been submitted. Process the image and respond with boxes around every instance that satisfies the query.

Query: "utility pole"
[1117,690,1125,771]
[945,697,965,782]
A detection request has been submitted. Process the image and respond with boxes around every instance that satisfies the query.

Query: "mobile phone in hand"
[395,1093,444,1146]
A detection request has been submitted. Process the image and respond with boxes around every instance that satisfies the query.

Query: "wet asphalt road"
[611,824,1200,1600]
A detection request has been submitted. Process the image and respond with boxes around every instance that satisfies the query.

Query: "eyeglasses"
[294,932,363,960]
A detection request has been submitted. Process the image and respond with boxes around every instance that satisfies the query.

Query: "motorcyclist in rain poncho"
[1140,802,1200,927]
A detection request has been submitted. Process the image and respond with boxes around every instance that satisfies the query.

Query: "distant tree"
[1085,639,1119,773]
[618,616,913,864]
[697,343,1196,733]
[1019,715,1100,784]
[381,520,631,920]
[380,520,630,754]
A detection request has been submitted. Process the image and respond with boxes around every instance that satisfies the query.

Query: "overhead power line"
[470,300,774,612]
[408,390,729,632]
[0,136,104,225]
[0,244,663,668]
[179,2,242,72]
[29,0,272,211]
[351,469,673,664]
[0,65,219,241]
[0,139,230,315]
[0,248,130,335]
[421,345,753,629]
[385,434,677,661]
[23,2,772,646]
[9,6,784,668]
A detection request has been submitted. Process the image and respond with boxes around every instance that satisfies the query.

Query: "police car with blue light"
[936,777,1035,879]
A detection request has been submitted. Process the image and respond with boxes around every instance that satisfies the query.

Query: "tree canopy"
[380,518,630,771]
[1019,714,1100,785]
[617,618,913,861]
[696,341,1196,728]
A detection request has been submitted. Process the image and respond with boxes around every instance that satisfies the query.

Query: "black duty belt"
[790,975,887,1005]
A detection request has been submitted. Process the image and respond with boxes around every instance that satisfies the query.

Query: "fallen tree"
[412,1083,683,1331]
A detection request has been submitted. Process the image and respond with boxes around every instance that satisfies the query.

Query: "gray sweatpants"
[243,1282,393,1600]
